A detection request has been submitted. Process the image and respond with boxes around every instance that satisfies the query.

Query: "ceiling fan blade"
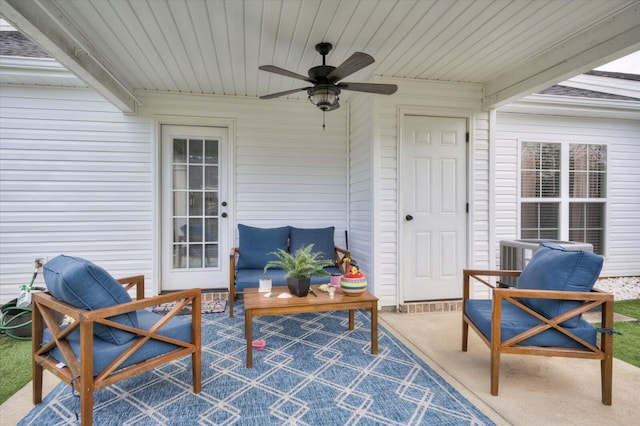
[259,65,313,83]
[260,87,310,100]
[337,82,398,95]
[326,52,374,82]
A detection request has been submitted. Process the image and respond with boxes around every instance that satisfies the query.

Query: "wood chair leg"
[32,362,43,404]
[462,320,469,352]
[601,356,612,405]
[193,351,202,393]
[80,387,94,426]
[601,331,613,405]
[490,350,500,396]
[32,302,44,404]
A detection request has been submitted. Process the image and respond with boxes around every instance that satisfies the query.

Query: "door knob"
[405,215,413,221]
[221,212,227,218]
[221,201,227,207]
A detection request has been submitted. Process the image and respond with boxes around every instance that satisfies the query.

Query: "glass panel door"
[172,138,220,269]
[161,125,229,290]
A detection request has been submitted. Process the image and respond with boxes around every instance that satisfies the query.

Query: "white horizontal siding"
[348,93,375,299]
[471,113,491,269]
[0,85,154,302]
[137,91,349,249]
[495,112,640,277]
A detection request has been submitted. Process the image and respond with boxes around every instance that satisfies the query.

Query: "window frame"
[517,139,608,255]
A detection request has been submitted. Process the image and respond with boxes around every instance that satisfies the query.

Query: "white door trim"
[397,108,472,304]
[151,116,235,295]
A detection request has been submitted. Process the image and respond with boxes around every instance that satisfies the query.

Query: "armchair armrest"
[463,269,522,301]
[117,275,145,301]
[229,247,240,317]
[334,246,351,272]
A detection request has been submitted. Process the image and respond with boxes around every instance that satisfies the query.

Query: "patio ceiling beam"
[0,0,138,113]
[483,3,640,110]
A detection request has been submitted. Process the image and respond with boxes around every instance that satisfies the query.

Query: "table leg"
[371,301,378,354]
[348,309,355,330]
[245,309,253,368]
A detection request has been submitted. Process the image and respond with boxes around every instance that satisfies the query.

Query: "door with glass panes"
[161,125,230,290]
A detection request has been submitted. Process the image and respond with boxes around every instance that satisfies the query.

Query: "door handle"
[221,212,227,218]
[405,215,413,221]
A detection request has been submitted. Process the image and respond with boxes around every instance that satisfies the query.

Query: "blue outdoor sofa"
[462,243,615,405]
[229,224,350,316]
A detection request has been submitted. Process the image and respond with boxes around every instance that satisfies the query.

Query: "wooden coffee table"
[243,286,378,367]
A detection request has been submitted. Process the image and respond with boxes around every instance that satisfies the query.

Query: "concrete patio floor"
[2,310,639,425]
[380,310,640,426]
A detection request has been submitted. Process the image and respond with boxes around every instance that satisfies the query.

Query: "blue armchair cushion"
[43,254,138,345]
[44,310,192,376]
[517,243,603,328]
[236,224,290,269]
[290,226,336,263]
[465,299,597,349]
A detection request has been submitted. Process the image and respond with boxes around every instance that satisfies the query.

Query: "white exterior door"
[161,125,230,290]
[401,116,467,301]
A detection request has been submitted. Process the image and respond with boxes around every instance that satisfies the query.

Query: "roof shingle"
[0,31,51,58]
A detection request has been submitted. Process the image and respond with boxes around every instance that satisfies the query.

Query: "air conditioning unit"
[499,239,594,287]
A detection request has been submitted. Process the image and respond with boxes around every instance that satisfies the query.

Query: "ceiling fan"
[259,42,397,112]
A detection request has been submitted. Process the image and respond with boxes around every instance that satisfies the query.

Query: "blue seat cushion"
[236,269,289,291]
[234,266,342,292]
[465,299,597,349]
[43,255,138,345]
[44,310,193,376]
[517,243,603,328]
[289,226,336,263]
[236,224,290,269]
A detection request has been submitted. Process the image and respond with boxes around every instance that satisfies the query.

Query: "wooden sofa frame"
[32,275,202,426]
[462,269,614,405]
[229,246,350,317]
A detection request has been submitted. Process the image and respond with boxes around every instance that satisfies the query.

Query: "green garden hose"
[0,301,33,340]
[0,268,45,340]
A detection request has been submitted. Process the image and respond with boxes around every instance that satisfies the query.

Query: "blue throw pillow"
[289,226,336,263]
[236,224,290,269]
[517,243,603,327]
[43,255,138,345]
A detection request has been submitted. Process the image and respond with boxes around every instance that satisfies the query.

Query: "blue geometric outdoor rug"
[19,301,494,425]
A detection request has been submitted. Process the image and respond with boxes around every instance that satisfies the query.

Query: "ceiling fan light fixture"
[308,85,340,111]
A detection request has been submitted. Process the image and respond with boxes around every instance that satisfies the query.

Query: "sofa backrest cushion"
[43,254,138,345]
[290,226,336,263]
[517,243,603,327]
[236,224,290,269]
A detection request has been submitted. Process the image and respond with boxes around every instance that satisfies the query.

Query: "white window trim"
[517,139,608,254]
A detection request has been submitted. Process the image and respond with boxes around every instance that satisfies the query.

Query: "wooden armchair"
[462,244,614,405]
[33,255,201,426]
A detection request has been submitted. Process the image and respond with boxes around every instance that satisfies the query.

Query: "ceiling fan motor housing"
[307,84,340,111]
[308,65,336,83]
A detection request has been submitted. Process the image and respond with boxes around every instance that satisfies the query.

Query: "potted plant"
[264,244,335,296]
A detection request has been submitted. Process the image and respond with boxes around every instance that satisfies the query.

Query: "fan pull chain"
[323,111,326,130]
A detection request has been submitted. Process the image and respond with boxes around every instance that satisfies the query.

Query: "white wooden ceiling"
[1,0,639,112]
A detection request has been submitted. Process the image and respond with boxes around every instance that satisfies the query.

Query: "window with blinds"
[520,142,606,254]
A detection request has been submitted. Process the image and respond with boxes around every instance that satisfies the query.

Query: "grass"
[0,300,638,406]
[0,336,32,405]
[607,299,640,367]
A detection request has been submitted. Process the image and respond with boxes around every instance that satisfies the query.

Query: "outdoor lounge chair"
[462,243,614,405]
[32,255,202,426]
